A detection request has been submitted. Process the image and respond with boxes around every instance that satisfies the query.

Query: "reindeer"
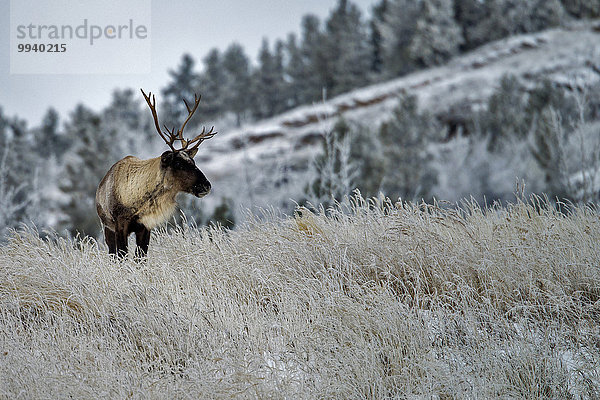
[95,89,217,258]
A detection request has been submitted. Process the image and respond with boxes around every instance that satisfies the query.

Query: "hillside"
[1,195,599,398]
[198,20,600,212]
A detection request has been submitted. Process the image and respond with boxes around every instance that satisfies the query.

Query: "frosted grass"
[1,194,599,398]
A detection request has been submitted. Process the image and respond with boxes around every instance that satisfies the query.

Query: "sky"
[0,0,378,127]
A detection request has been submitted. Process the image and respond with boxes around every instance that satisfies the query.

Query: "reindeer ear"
[186,148,198,158]
[160,151,172,166]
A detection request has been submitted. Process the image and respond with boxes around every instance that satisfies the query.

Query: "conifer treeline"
[0,0,597,237]
[160,0,594,125]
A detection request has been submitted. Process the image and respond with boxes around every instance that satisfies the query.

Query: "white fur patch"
[139,201,177,229]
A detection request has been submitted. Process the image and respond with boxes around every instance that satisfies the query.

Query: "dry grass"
[1,194,599,399]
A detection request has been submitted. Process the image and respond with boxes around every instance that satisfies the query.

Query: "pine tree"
[324,0,371,95]
[24,108,65,229]
[464,0,565,46]
[306,119,359,208]
[482,75,577,151]
[0,110,33,200]
[300,14,328,102]
[251,39,290,119]
[162,54,201,128]
[104,89,143,132]
[454,0,491,50]
[272,39,289,115]
[0,143,29,236]
[285,33,306,107]
[531,108,568,199]
[369,0,389,76]
[251,39,280,119]
[222,43,252,126]
[380,0,421,76]
[35,108,61,157]
[498,0,564,36]
[349,124,386,197]
[199,48,226,120]
[482,75,530,150]
[378,95,440,200]
[103,89,152,157]
[525,0,565,33]
[560,0,600,17]
[0,108,34,234]
[409,0,464,68]
[59,105,115,236]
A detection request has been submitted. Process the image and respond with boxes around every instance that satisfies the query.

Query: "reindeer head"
[141,89,216,198]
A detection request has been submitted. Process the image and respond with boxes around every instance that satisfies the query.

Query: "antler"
[140,89,217,152]
[185,125,217,152]
[140,89,178,151]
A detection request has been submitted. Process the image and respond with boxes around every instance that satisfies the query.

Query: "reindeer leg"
[104,227,117,255]
[115,223,129,259]
[134,223,151,261]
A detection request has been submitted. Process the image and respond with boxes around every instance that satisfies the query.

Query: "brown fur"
[96,151,210,258]
[97,156,174,230]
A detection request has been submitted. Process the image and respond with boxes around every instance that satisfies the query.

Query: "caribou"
[95,89,216,258]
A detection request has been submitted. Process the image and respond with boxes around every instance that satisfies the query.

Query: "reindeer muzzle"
[193,182,211,198]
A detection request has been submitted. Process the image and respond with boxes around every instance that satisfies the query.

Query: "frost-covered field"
[1,196,599,399]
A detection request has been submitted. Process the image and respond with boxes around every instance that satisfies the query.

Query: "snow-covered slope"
[198,20,600,212]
